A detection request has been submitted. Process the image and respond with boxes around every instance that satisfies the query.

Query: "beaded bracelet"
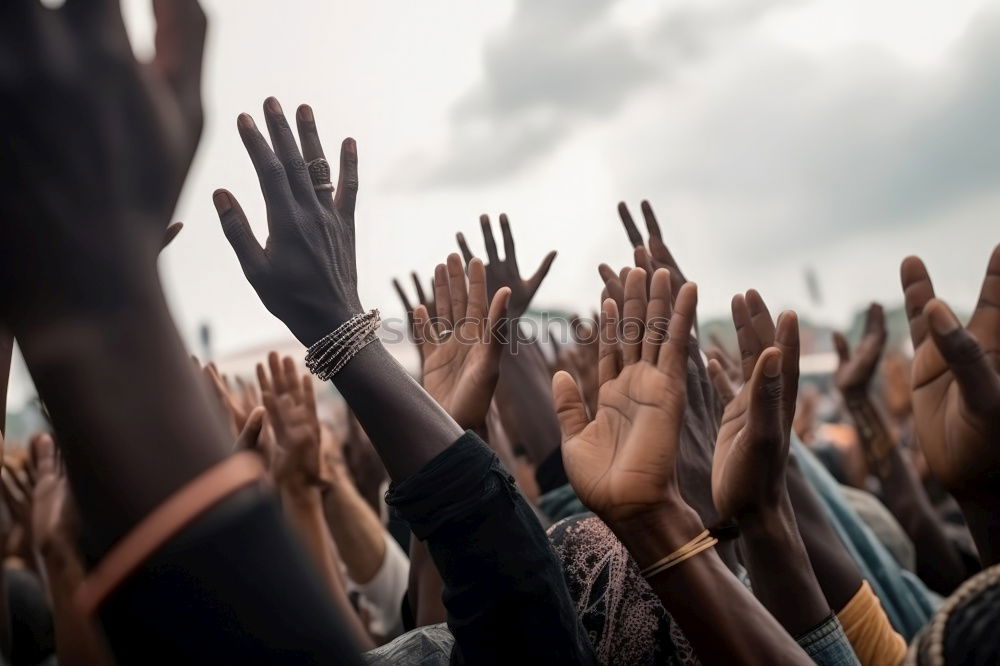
[305,309,381,380]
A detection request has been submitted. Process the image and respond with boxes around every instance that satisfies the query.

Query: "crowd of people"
[0,1,998,664]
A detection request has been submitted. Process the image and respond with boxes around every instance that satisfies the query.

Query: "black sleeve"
[386,432,595,666]
[95,485,364,666]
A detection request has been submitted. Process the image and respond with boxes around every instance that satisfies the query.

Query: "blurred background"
[8,0,1000,432]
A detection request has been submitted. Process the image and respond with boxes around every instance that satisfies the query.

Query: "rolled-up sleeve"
[795,613,861,666]
[386,432,595,665]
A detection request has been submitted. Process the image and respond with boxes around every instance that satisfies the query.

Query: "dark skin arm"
[555,269,811,664]
[711,291,864,613]
[709,291,829,636]
[901,247,1000,566]
[833,303,967,593]
[215,100,463,482]
[457,216,561,464]
[0,0,232,557]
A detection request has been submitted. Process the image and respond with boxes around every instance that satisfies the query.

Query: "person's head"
[908,563,1000,665]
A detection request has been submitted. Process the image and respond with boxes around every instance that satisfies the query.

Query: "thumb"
[926,299,1000,414]
[234,407,266,452]
[745,348,786,457]
[552,371,589,442]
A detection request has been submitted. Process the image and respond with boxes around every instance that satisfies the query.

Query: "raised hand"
[393,271,437,325]
[215,100,362,346]
[618,201,688,299]
[413,254,510,429]
[457,214,556,319]
[832,303,887,397]
[900,248,1000,493]
[710,291,799,524]
[0,0,206,317]
[257,353,325,491]
[553,268,699,525]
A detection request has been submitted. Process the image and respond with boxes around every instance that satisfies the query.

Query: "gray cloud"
[621,9,1000,257]
[416,0,791,186]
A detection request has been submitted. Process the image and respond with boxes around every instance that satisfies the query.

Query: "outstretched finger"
[466,258,488,323]
[237,114,296,222]
[526,251,557,295]
[618,202,644,247]
[499,214,519,271]
[480,215,499,262]
[214,190,267,280]
[433,264,453,329]
[774,311,800,434]
[456,232,474,266]
[968,244,1000,347]
[901,255,936,348]
[296,104,334,212]
[333,138,358,216]
[744,348,786,457]
[150,0,207,131]
[487,287,512,363]
[598,298,622,387]
[658,282,697,380]
[447,253,469,321]
[745,289,776,347]
[393,278,414,315]
[642,269,672,363]
[622,268,648,364]
[926,299,1000,414]
[553,371,590,441]
[283,356,302,402]
[833,331,851,365]
[732,294,761,382]
[234,407,265,453]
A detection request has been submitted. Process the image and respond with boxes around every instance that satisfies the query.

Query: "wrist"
[737,492,798,543]
[609,504,706,570]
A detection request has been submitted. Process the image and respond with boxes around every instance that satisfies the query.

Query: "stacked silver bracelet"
[305,309,381,380]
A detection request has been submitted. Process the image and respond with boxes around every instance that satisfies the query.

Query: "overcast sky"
[9,0,1000,407]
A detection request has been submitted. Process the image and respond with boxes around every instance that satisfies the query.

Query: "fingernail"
[265,97,282,115]
[763,352,781,377]
[928,301,960,336]
[212,190,232,214]
[237,113,255,131]
[297,104,313,123]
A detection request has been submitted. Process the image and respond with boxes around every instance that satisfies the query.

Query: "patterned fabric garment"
[547,514,700,666]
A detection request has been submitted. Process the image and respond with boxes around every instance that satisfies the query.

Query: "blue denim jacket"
[796,614,861,666]
[790,435,940,639]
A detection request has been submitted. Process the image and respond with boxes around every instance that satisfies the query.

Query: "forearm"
[282,488,375,651]
[787,464,864,612]
[739,495,831,636]
[495,341,561,464]
[954,492,1000,567]
[407,535,445,627]
[333,342,462,482]
[844,394,965,591]
[618,507,812,666]
[322,468,387,585]
[15,284,230,557]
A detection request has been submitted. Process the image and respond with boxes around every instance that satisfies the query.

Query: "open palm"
[554,268,698,523]
[710,291,799,523]
[414,255,510,429]
[901,249,1000,492]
